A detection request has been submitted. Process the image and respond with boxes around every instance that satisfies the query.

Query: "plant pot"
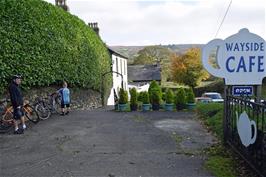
[186,103,196,110]
[176,104,186,111]
[130,104,138,111]
[152,103,160,111]
[119,104,127,111]
[142,104,151,111]
[165,103,174,111]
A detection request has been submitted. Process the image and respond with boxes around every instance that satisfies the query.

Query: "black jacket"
[8,81,23,108]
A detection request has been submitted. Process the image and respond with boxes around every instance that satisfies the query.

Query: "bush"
[138,91,145,102]
[150,90,161,105]
[118,88,128,104]
[142,91,150,104]
[129,88,137,106]
[175,88,186,105]
[148,80,162,98]
[186,87,195,103]
[148,81,162,105]
[165,89,174,104]
[0,0,111,94]
[162,92,166,101]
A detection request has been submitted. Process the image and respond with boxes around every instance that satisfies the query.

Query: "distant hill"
[110,44,204,62]
[164,44,204,54]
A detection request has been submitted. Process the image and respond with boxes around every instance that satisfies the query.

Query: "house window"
[116,57,118,77]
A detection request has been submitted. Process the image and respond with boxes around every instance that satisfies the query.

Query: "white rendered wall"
[107,54,128,105]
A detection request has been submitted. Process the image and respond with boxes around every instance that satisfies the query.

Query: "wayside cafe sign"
[202,28,266,85]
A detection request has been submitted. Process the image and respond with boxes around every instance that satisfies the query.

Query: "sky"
[44,0,265,46]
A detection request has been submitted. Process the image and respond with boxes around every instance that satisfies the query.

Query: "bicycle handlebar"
[49,92,58,97]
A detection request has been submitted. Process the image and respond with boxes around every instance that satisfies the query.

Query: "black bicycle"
[34,93,61,120]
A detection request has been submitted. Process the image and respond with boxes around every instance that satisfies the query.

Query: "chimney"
[55,0,69,11]
[88,22,100,36]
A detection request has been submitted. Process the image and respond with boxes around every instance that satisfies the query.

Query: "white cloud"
[44,0,265,45]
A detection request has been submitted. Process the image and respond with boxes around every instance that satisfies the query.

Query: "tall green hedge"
[0,0,112,94]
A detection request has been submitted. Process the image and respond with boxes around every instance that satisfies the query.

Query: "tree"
[170,48,209,88]
[133,46,172,65]
[133,46,174,82]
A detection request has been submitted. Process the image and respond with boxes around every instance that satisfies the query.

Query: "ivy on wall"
[0,0,112,95]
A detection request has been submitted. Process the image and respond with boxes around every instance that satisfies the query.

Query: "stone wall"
[2,86,102,110]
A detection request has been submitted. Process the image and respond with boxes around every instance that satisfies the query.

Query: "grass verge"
[197,103,238,177]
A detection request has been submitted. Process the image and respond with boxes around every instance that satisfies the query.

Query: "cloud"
[44,0,265,45]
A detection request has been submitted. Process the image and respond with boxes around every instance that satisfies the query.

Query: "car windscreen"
[205,94,222,99]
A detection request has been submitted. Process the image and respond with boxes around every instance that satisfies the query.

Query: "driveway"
[0,109,215,177]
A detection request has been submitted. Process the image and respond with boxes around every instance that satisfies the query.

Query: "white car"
[195,97,212,103]
[202,92,224,103]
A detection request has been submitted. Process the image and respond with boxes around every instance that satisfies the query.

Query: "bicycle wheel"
[2,107,14,122]
[35,102,51,120]
[24,104,40,124]
[53,95,62,114]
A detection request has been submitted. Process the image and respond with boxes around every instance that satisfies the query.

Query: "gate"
[224,87,266,176]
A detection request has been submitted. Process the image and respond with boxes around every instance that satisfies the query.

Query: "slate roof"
[108,48,128,59]
[128,64,161,82]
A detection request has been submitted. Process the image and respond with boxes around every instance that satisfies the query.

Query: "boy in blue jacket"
[58,81,70,116]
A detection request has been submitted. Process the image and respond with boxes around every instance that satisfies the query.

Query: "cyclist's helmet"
[12,74,22,80]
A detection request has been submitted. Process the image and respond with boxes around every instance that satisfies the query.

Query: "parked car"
[195,97,212,103]
[201,92,224,103]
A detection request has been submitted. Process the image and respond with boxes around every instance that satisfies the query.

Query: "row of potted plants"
[117,81,196,112]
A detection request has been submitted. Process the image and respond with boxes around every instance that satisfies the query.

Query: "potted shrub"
[149,81,162,111]
[137,91,144,102]
[118,88,128,111]
[137,91,145,110]
[148,81,162,98]
[186,87,196,110]
[142,91,150,111]
[165,89,174,111]
[150,90,161,110]
[162,92,166,102]
[175,88,186,110]
[129,88,138,111]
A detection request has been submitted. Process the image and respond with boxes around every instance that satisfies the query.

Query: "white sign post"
[202,28,266,85]
[202,28,265,147]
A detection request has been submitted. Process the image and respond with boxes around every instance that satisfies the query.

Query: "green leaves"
[171,48,210,88]
[0,0,111,94]
[118,88,128,104]
[186,87,195,103]
[129,88,137,105]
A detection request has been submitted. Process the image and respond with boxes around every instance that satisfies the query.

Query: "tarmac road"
[0,109,215,177]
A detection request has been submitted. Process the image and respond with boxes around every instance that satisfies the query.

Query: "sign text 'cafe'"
[202,28,265,85]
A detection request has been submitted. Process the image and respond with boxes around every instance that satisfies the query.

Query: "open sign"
[232,86,253,96]
[202,29,266,85]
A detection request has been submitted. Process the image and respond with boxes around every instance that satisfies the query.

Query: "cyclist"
[8,74,26,134]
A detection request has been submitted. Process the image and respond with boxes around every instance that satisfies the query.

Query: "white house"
[86,23,128,105]
[107,48,128,105]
